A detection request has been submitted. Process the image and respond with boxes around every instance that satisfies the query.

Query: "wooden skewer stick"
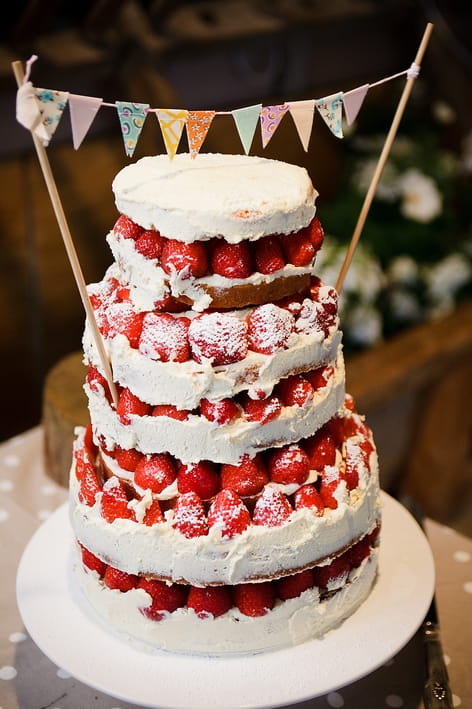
[335,22,434,293]
[12,59,119,407]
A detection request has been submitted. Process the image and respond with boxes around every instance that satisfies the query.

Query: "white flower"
[425,252,472,304]
[398,168,443,223]
[387,255,419,285]
[344,303,383,347]
[388,289,423,322]
[316,241,385,304]
[432,101,456,125]
[353,158,400,201]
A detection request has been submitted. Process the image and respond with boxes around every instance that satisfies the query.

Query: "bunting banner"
[14,56,422,157]
[69,94,102,150]
[157,109,188,159]
[116,101,149,158]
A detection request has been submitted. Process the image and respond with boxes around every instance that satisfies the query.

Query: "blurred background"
[0,0,471,529]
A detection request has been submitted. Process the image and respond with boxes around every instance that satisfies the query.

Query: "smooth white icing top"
[112,153,317,242]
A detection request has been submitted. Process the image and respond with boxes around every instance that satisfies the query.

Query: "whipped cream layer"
[74,547,378,655]
[85,351,345,464]
[112,153,317,243]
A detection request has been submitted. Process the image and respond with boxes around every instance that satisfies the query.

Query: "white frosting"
[73,548,378,655]
[112,154,317,243]
[86,351,345,464]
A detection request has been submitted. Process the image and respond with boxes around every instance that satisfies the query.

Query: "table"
[1,427,471,709]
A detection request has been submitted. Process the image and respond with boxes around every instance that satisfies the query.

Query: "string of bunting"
[16,55,421,159]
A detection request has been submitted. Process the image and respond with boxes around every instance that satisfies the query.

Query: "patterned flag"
[288,100,315,152]
[157,109,188,159]
[186,110,215,157]
[116,101,149,157]
[34,87,69,145]
[231,104,262,154]
[315,92,344,138]
[260,103,289,148]
[69,94,102,149]
[343,84,369,125]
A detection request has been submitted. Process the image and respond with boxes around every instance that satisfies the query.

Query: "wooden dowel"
[336,22,434,293]
[12,59,118,407]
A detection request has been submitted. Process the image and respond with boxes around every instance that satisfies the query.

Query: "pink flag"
[288,100,315,152]
[260,103,289,148]
[343,84,369,125]
[69,94,102,149]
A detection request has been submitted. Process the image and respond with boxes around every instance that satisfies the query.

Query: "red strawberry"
[327,415,357,448]
[103,302,144,348]
[252,235,285,274]
[207,489,251,538]
[307,283,338,334]
[234,582,275,617]
[303,427,337,469]
[161,239,208,278]
[100,477,135,523]
[152,404,189,421]
[277,374,313,407]
[104,565,139,592]
[220,454,269,497]
[344,393,357,412]
[78,462,101,506]
[138,578,187,621]
[304,365,332,391]
[113,214,143,241]
[252,486,292,527]
[318,480,340,510]
[114,446,144,472]
[86,365,111,403]
[135,229,166,260]
[189,312,248,365]
[294,484,324,515]
[211,240,253,279]
[88,276,120,310]
[139,313,190,363]
[312,556,350,589]
[276,569,314,600]
[83,422,96,453]
[80,544,106,576]
[200,397,240,425]
[241,393,282,424]
[343,440,364,490]
[280,229,315,266]
[266,445,310,486]
[306,217,324,251]
[134,453,177,493]
[346,536,371,569]
[117,387,150,424]
[247,304,295,354]
[142,497,164,526]
[173,492,208,538]
[276,292,305,315]
[177,461,220,500]
[153,295,189,313]
[187,586,233,618]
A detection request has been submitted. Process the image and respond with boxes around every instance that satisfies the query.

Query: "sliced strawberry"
[234,582,275,617]
[277,374,313,407]
[312,556,350,589]
[172,491,208,538]
[303,426,337,470]
[161,239,208,278]
[294,484,324,515]
[113,214,143,241]
[252,486,292,527]
[104,565,139,592]
[211,240,253,279]
[117,387,150,424]
[177,461,220,500]
[114,446,144,472]
[276,569,314,600]
[207,489,251,538]
[135,229,166,260]
[241,393,282,424]
[247,304,295,354]
[100,477,135,523]
[139,312,191,363]
[220,453,269,497]
[152,404,190,421]
[187,586,233,618]
[134,453,177,493]
[142,497,164,526]
[280,229,315,266]
[80,543,106,576]
[189,312,248,365]
[200,397,240,425]
[266,444,311,485]
[252,234,285,274]
[138,578,187,621]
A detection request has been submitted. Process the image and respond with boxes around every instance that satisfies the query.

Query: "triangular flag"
[260,103,289,148]
[34,87,69,146]
[343,84,369,125]
[157,109,188,159]
[288,100,315,151]
[186,110,215,158]
[116,101,149,157]
[231,104,262,154]
[16,81,49,144]
[69,94,102,149]
[315,92,344,139]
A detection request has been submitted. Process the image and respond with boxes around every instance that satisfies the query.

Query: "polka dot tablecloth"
[1,427,471,709]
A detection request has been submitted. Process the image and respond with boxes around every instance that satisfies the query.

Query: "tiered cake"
[70,153,381,655]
